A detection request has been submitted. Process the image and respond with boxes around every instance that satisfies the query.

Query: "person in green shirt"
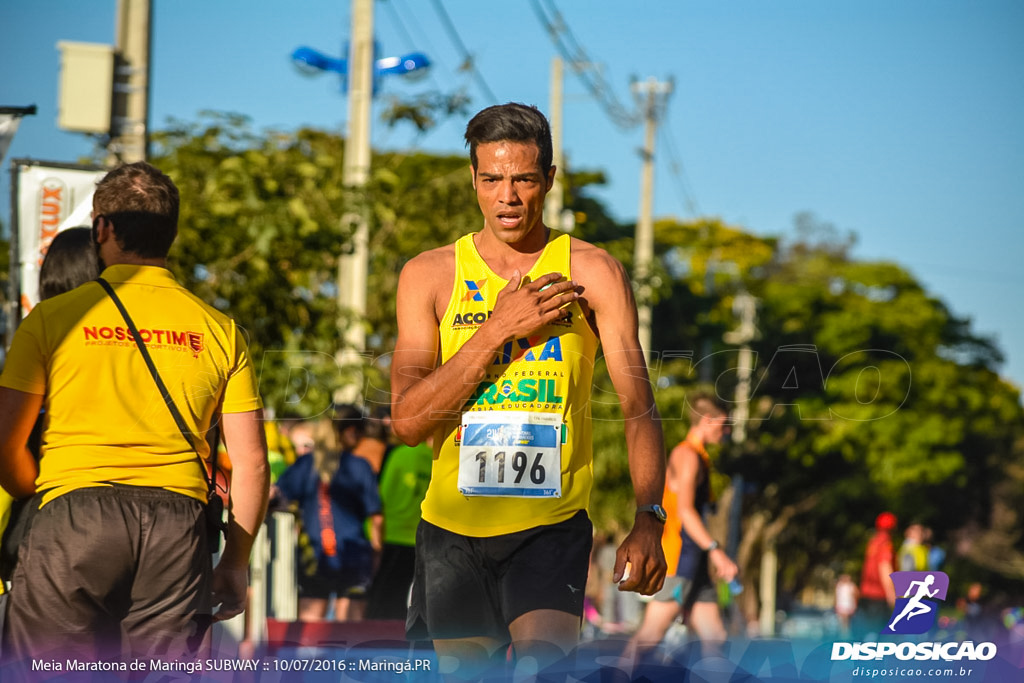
[365,439,433,620]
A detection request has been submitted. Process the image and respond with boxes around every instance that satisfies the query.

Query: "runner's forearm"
[392,321,508,445]
[678,508,716,551]
[622,403,666,509]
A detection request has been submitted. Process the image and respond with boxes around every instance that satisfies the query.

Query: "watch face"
[639,504,667,522]
[653,504,667,522]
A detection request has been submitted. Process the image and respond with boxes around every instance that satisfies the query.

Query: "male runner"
[390,103,667,676]
[621,393,737,665]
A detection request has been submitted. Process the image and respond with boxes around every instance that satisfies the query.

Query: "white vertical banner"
[14,161,107,316]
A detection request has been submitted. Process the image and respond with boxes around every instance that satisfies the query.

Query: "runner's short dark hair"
[464,103,553,174]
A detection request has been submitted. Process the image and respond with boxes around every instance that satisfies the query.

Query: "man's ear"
[93,215,114,244]
[546,165,556,191]
[470,167,477,191]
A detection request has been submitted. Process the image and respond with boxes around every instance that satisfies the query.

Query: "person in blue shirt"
[273,405,383,621]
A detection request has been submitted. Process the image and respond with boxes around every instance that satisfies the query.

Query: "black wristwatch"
[705,540,720,553]
[636,503,667,523]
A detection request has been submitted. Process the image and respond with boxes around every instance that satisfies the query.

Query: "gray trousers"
[2,485,213,665]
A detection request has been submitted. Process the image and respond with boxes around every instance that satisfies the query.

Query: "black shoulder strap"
[95,277,217,499]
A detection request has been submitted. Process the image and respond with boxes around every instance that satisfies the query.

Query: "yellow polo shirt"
[0,264,262,506]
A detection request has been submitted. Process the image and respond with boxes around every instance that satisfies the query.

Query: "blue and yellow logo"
[461,279,487,302]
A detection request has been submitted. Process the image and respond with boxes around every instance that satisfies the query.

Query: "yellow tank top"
[422,230,599,536]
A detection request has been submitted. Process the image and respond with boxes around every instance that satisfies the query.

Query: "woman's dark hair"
[464,103,553,173]
[38,227,100,301]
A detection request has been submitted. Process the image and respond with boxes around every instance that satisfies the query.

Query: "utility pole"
[109,0,150,163]
[631,77,673,362]
[544,56,564,231]
[724,291,756,444]
[336,0,374,404]
[724,291,760,632]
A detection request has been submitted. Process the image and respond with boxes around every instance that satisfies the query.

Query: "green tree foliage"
[150,113,480,417]
[362,148,480,359]
[645,213,1024,602]
[143,114,1022,596]
[379,91,472,133]
[153,113,351,417]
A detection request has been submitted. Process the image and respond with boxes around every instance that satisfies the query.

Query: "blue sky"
[2,0,1022,393]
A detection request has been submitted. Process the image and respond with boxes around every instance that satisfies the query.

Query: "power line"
[381,0,447,91]
[660,123,700,217]
[530,0,641,130]
[428,0,499,105]
[381,0,423,56]
[531,0,698,221]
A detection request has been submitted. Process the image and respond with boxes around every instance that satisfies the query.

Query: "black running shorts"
[407,510,593,641]
[678,551,718,608]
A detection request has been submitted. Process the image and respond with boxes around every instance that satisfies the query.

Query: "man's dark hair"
[331,403,367,439]
[362,404,391,441]
[38,227,100,300]
[464,103,553,174]
[93,161,179,259]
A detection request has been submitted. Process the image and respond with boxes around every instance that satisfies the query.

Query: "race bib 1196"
[457,411,562,497]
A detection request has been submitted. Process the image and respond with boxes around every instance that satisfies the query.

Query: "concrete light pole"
[334,0,374,403]
[724,290,760,633]
[291,0,428,403]
[631,77,673,362]
[109,0,150,163]
[544,56,564,231]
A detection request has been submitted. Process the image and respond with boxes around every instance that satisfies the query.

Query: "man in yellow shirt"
[0,162,269,664]
[390,103,667,677]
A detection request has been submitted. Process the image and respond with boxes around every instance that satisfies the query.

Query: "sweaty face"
[472,141,554,245]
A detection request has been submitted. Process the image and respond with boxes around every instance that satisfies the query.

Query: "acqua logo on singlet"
[452,310,492,328]
[452,309,574,330]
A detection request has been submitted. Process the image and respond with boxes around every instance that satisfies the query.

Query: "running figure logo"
[885,571,949,634]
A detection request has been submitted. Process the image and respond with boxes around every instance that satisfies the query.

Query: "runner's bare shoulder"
[399,243,458,317]
[565,236,632,317]
[401,244,456,286]
[566,236,627,284]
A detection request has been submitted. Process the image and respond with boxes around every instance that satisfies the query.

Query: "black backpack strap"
[95,277,217,500]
